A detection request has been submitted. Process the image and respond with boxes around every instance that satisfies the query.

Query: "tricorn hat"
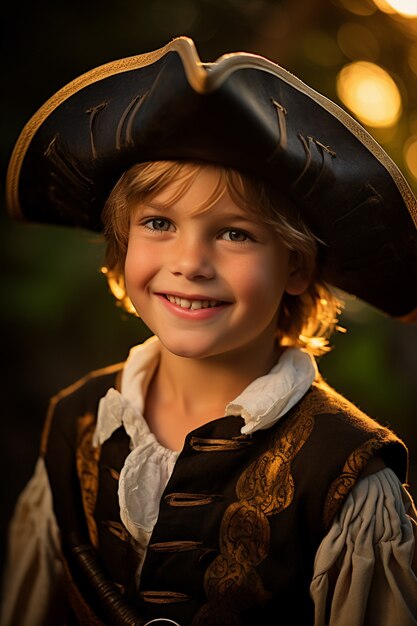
[6,36,417,319]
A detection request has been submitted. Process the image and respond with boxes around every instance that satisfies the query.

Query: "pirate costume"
[2,37,417,626]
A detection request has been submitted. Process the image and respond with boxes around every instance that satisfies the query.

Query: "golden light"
[336,61,402,128]
[338,0,377,15]
[372,0,417,17]
[409,43,417,76]
[302,31,343,66]
[404,135,417,181]
[372,0,396,13]
[337,23,379,61]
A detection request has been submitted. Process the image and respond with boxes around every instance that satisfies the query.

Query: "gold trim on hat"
[6,36,417,226]
[203,50,417,225]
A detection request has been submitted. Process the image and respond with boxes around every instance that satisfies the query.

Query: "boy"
[2,37,417,625]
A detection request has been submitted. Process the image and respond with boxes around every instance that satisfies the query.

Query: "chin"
[163,344,210,360]
[157,335,219,360]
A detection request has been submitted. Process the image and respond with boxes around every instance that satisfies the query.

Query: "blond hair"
[101,160,342,355]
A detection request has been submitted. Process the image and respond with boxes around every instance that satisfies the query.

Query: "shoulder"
[40,361,125,456]
[302,375,379,425]
[292,376,407,481]
[294,377,409,525]
[302,376,406,448]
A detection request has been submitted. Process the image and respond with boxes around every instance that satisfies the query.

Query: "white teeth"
[165,295,220,309]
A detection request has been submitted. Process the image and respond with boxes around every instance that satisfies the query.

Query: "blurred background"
[1,0,416,574]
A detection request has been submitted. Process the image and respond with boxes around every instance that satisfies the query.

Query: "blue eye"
[145,218,171,231]
[222,229,250,242]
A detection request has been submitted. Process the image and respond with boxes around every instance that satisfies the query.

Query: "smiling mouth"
[164,294,224,310]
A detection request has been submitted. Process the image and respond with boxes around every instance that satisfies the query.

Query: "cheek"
[124,241,155,292]
[124,247,138,290]
[232,253,290,306]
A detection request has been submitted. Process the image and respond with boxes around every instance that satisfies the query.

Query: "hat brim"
[6,36,417,319]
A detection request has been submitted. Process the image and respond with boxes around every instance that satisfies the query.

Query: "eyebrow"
[141,201,262,224]
[139,200,171,210]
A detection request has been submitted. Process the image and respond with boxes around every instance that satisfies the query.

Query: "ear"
[285,253,315,296]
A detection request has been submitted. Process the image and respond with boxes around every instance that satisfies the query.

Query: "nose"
[170,235,215,280]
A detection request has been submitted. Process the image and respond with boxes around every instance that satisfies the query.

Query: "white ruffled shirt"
[1,337,417,626]
[92,336,317,554]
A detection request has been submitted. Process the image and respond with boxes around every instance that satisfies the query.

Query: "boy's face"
[125,166,309,363]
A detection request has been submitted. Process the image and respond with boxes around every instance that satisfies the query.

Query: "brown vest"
[43,365,408,625]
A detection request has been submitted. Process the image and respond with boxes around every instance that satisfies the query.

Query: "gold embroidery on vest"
[102,464,120,481]
[140,590,190,603]
[76,412,101,548]
[101,520,130,543]
[149,540,203,552]
[192,402,314,626]
[190,436,252,451]
[323,432,389,528]
[165,492,222,507]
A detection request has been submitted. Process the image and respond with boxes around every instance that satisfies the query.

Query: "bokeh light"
[404,135,417,180]
[336,61,402,127]
[302,31,343,66]
[372,0,417,17]
[337,23,380,61]
[409,42,417,76]
[337,0,377,16]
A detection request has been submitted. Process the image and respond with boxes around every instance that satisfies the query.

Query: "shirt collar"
[120,335,317,436]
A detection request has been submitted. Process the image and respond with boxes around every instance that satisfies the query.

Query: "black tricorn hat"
[6,36,417,320]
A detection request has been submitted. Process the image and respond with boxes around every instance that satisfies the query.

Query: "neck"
[155,339,281,418]
[144,335,282,450]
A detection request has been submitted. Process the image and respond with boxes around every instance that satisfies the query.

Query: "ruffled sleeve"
[311,467,417,626]
[0,458,67,626]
